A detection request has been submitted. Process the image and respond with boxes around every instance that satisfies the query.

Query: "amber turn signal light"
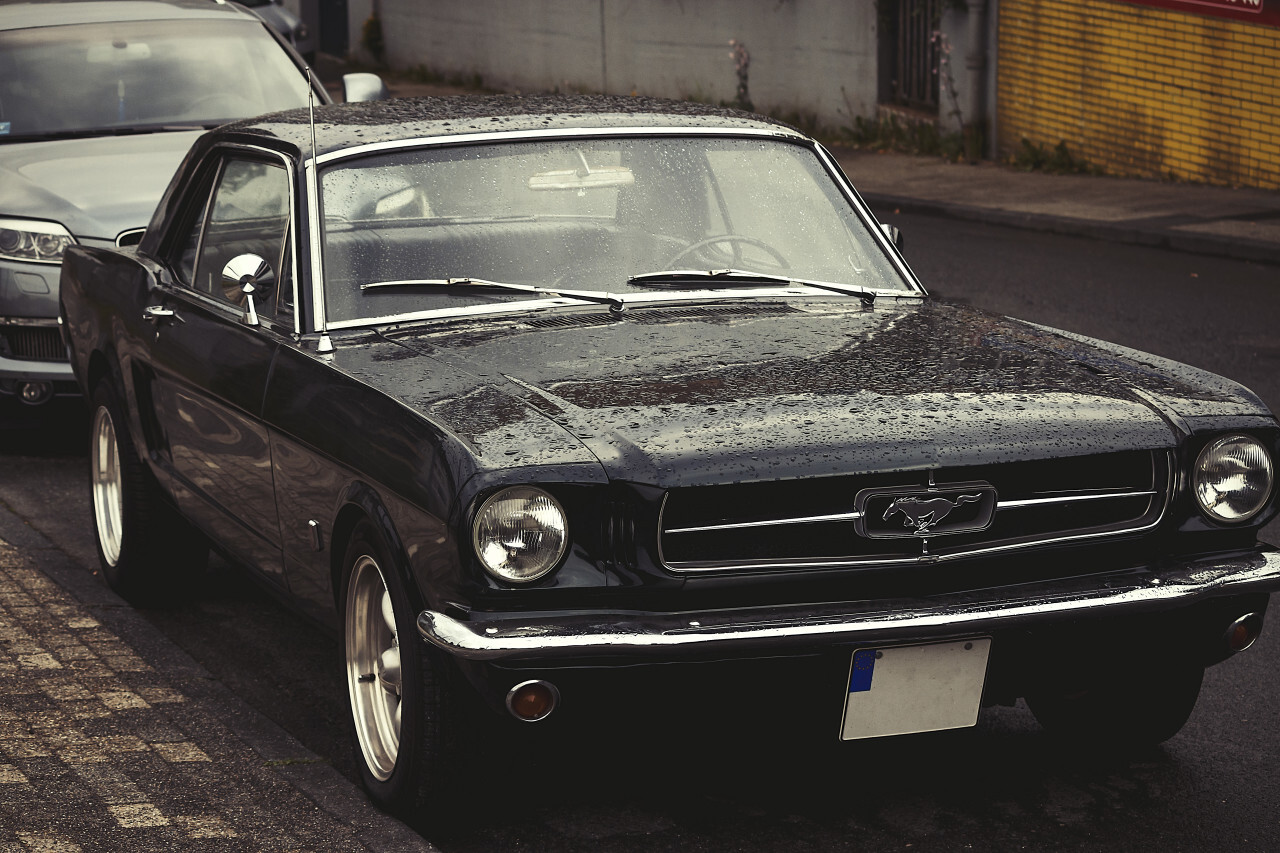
[506,680,560,722]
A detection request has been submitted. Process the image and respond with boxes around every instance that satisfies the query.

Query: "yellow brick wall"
[997,0,1280,189]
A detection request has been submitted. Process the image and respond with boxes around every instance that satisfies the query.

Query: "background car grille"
[0,325,65,362]
[659,450,1171,572]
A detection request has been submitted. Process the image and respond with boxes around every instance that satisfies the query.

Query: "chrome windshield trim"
[313,124,810,167]
[325,285,915,330]
[306,155,326,336]
[814,140,926,295]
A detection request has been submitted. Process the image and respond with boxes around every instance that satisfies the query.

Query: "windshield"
[0,19,311,139]
[319,136,913,324]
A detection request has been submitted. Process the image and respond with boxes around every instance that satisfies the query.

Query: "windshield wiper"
[360,277,625,311]
[626,268,877,302]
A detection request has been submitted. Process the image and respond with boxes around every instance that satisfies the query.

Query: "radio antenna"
[305,67,334,354]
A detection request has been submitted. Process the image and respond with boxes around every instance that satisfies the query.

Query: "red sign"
[1112,0,1280,26]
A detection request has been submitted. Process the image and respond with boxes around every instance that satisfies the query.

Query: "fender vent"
[600,499,638,571]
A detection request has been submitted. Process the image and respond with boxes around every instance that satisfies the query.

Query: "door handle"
[143,305,184,325]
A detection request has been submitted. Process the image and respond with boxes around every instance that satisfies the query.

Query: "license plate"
[839,638,991,740]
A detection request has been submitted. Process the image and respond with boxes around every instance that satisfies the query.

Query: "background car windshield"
[0,19,310,138]
[320,136,911,324]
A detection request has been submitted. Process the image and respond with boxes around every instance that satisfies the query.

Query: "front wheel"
[341,520,467,821]
[1026,659,1204,748]
[89,381,207,606]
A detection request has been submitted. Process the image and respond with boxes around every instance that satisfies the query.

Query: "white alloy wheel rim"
[90,405,124,567]
[345,553,402,782]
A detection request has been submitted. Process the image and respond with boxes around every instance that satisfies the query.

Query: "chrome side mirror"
[221,253,276,326]
[880,223,904,252]
[342,72,388,102]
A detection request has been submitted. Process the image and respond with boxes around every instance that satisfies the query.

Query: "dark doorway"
[878,0,941,112]
[318,0,349,57]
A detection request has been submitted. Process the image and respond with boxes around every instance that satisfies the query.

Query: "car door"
[142,149,294,586]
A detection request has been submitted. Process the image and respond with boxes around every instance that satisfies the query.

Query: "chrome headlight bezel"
[1193,434,1274,524]
[0,218,76,265]
[472,486,569,583]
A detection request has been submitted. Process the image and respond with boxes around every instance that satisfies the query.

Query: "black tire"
[339,519,470,824]
[88,381,208,606]
[1026,659,1204,748]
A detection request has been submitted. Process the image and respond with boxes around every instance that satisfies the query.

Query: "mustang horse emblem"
[882,494,983,534]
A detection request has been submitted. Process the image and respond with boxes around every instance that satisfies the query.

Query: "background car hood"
[0,132,201,242]
[356,299,1271,488]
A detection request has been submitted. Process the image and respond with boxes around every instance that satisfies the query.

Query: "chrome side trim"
[418,550,1280,662]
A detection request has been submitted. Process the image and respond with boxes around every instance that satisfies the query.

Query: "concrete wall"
[369,0,882,130]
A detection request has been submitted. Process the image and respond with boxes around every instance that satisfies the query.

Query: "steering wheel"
[665,234,790,270]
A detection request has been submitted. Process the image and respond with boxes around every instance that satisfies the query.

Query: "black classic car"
[60,96,1280,820]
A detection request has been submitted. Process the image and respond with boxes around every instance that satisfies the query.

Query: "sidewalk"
[834,147,1280,266]
[0,507,433,852]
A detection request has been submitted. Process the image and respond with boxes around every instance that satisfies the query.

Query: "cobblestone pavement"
[0,542,432,852]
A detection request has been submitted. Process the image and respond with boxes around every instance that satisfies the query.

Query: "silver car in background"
[0,0,372,411]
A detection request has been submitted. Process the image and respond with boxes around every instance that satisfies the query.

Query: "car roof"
[221,94,808,158]
[0,0,262,31]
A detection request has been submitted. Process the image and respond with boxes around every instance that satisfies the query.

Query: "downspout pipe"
[965,0,991,159]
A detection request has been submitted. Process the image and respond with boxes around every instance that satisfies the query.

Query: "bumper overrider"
[418,549,1280,664]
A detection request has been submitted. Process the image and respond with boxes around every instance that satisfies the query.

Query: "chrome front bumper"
[418,549,1280,663]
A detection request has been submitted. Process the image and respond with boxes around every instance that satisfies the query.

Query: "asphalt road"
[2,213,1279,851]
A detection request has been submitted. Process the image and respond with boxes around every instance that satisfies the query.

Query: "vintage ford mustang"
[60,96,1280,819]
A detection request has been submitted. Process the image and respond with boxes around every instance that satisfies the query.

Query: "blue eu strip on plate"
[849,648,877,693]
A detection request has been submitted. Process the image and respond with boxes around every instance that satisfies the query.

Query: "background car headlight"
[0,218,76,264]
[473,486,568,582]
[1194,434,1274,523]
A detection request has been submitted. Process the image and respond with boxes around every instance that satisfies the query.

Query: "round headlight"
[1194,434,1274,523]
[473,487,568,583]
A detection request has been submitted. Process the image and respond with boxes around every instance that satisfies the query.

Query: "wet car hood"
[0,131,201,242]
[342,299,1272,488]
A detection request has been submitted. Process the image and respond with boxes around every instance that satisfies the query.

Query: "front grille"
[659,450,1171,572]
[0,325,66,362]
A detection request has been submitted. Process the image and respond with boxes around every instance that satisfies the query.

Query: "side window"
[189,158,291,320]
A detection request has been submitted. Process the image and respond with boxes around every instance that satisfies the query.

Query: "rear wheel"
[1026,659,1204,748]
[341,520,467,822]
[89,381,207,606]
